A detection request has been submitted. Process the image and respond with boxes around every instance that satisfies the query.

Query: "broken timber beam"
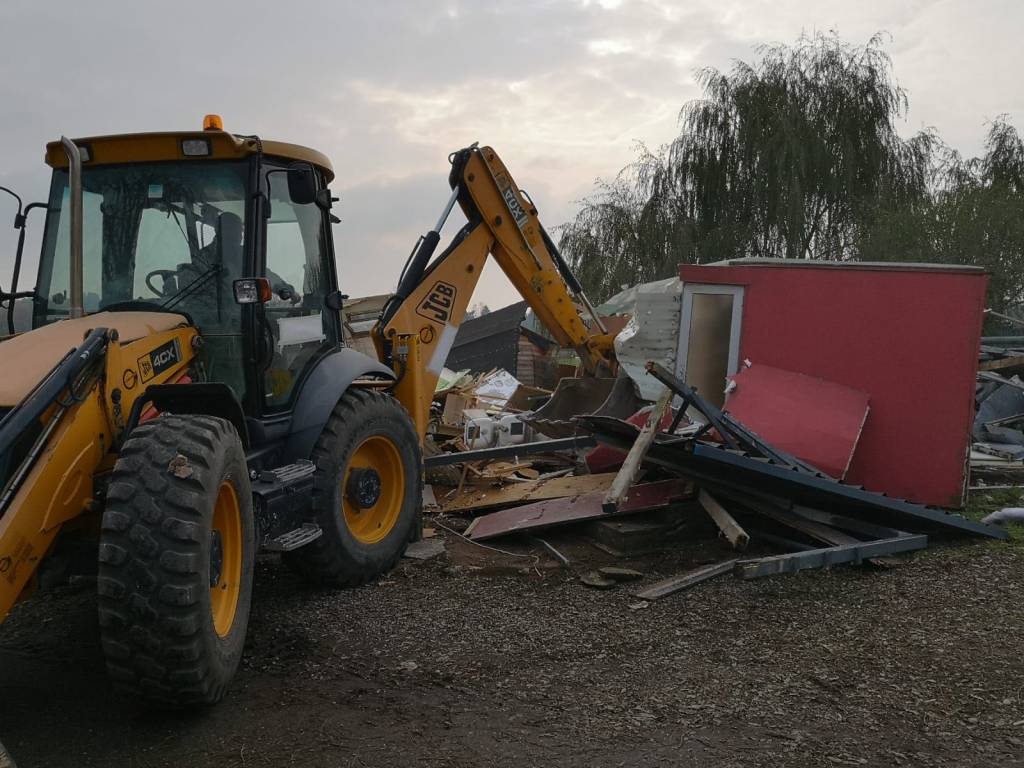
[697,489,749,551]
[602,389,672,514]
[633,559,738,600]
[979,355,1024,372]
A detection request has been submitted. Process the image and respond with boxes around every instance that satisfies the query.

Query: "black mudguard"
[133,382,250,449]
[282,347,395,462]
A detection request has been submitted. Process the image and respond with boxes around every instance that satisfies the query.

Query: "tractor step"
[252,460,318,551]
[263,523,323,552]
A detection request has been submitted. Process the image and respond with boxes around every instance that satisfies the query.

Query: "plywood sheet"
[725,363,870,479]
[440,473,618,514]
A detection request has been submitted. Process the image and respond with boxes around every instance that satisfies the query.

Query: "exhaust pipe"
[59,136,84,319]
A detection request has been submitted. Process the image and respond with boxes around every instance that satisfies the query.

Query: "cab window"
[261,164,333,410]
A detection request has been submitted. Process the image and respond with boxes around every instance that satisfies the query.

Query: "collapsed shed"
[664,259,987,507]
[421,258,1005,594]
[445,301,557,388]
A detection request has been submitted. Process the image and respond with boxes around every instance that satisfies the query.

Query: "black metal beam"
[574,414,1008,540]
[645,361,741,451]
[735,535,928,579]
[789,506,907,540]
[423,435,596,467]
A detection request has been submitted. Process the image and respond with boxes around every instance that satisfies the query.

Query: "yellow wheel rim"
[210,481,243,638]
[342,436,405,545]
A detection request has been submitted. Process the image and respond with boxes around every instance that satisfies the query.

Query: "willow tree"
[560,32,935,301]
[862,117,1024,314]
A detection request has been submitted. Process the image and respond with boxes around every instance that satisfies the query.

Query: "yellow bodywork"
[374,146,615,436]
[0,321,197,620]
[0,311,189,406]
[0,133,612,625]
[45,130,334,182]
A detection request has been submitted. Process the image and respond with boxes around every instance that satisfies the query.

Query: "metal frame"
[574,413,1008,540]
[735,535,928,579]
[423,435,596,467]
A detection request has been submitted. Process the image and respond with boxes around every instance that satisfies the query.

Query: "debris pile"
[426,367,572,487]
[415,265,1006,597]
[420,359,1005,598]
[973,361,1024,482]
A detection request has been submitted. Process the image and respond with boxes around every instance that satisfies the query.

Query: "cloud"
[0,0,1021,312]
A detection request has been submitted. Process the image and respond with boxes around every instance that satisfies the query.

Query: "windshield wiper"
[162,264,222,312]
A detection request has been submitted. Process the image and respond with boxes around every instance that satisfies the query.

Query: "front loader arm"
[448,146,614,373]
[0,324,197,621]
[373,144,615,437]
[373,223,493,436]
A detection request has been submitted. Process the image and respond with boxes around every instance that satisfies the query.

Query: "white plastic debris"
[982,507,1024,526]
[473,369,521,409]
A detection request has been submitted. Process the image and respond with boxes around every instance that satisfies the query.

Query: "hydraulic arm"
[373,144,615,435]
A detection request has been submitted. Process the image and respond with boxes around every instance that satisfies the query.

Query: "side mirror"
[324,290,347,312]
[315,188,337,210]
[287,163,317,206]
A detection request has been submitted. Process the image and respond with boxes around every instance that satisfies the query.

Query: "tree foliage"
[862,118,1024,312]
[560,31,1024,311]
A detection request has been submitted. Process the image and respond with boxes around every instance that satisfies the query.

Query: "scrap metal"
[574,361,1007,540]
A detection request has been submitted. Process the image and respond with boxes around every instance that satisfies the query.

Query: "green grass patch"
[963,487,1024,553]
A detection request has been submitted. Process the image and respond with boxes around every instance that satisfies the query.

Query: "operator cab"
[32,118,342,416]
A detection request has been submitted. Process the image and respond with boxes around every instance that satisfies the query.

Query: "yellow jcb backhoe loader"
[0,118,616,708]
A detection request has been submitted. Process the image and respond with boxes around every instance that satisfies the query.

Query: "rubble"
[972,368,1024,482]
[417,354,1003,599]
[417,267,1011,599]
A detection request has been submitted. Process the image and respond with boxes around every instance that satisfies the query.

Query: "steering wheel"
[145,269,180,297]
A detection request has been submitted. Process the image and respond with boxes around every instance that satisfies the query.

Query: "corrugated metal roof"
[446,329,520,376]
[452,301,529,349]
[613,279,683,401]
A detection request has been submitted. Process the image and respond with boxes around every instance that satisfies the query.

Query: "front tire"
[97,414,254,708]
[284,388,421,586]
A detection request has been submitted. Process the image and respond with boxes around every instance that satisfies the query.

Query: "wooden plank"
[711,487,860,547]
[979,355,1024,371]
[633,560,739,601]
[602,389,673,513]
[441,472,619,514]
[698,489,750,551]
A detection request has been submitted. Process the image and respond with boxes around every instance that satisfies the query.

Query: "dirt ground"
[1,511,1023,768]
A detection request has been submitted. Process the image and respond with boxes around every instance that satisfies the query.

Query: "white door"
[676,283,744,407]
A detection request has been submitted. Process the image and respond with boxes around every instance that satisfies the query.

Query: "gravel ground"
[1,524,1023,767]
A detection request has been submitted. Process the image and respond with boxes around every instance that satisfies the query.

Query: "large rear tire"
[284,388,421,586]
[97,414,254,708]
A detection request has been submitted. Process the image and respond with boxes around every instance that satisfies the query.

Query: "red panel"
[680,263,986,506]
[725,363,869,479]
[466,478,692,541]
[585,406,677,474]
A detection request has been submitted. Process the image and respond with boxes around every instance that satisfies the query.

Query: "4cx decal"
[137,338,182,383]
[415,281,457,324]
[501,185,530,229]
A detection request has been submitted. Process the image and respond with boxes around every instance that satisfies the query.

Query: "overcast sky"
[1,0,1021,310]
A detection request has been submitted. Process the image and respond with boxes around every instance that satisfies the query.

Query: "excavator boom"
[373,144,616,435]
